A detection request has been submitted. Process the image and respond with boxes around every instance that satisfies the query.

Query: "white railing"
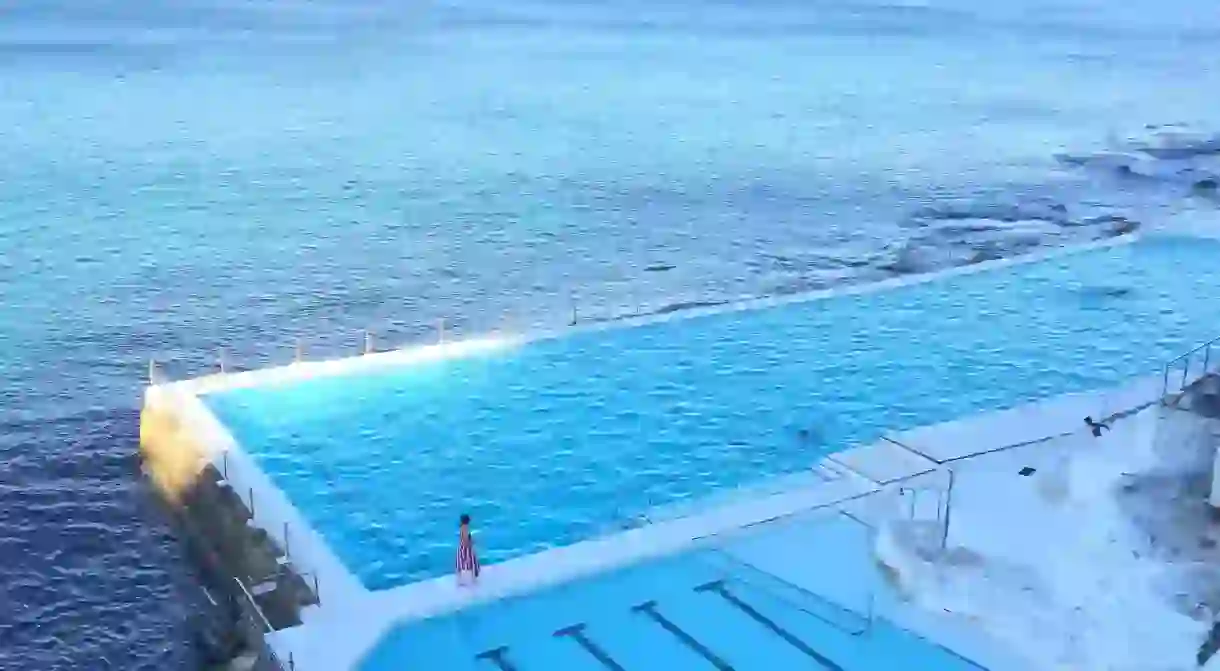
[142,284,745,385]
[703,535,876,637]
[232,575,296,671]
[1162,335,1220,399]
[896,467,955,552]
[215,451,322,608]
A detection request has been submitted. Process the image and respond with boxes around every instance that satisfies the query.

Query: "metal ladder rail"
[699,548,873,636]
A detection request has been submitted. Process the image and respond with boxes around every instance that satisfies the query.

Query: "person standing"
[456,513,481,585]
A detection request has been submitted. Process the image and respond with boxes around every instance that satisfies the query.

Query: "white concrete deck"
[889,375,1164,463]
[874,402,1220,671]
[829,438,938,483]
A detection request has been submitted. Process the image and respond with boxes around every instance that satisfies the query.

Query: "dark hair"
[460,514,470,526]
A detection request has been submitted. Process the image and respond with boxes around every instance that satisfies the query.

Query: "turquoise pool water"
[357,547,982,671]
[205,236,1220,589]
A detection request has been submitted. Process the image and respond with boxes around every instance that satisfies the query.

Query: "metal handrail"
[144,288,667,386]
[234,576,274,633]
[1164,334,1220,367]
[223,462,323,610]
[233,576,297,670]
[1162,334,1220,399]
[703,547,873,636]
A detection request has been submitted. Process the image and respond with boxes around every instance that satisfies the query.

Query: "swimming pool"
[356,518,983,671]
[205,236,1220,589]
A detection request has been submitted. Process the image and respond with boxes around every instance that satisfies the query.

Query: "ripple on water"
[0,411,200,671]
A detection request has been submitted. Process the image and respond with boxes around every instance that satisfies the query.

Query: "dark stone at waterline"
[1194,178,1219,192]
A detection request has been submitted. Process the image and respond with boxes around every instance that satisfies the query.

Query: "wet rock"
[1194,178,1219,193]
[653,299,725,315]
[1136,133,1220,160]
[1073,213,1135,229]
[1107,217,1140,236]
[911,201,1068,225]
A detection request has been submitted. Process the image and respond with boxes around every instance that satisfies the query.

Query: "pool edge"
[171,233,1142,399]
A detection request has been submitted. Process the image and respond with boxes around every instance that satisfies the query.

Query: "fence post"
[570,294,578,326]
[941,469,955,551]
[313,574,320,605]
[248,487,256,519]
[148,358,158,384]
[363,330,374,355]
[283,522,291,562]
[1183,355,1191,391]
[222,451,229,481]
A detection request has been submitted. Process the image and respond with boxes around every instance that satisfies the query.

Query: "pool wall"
[142,231,1209,670]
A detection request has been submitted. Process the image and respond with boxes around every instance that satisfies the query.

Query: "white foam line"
[166,234,1142,398]
[149,385,365,604]
[174,336,519,396]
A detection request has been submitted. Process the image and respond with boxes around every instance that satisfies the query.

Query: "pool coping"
[147,229,1220,669]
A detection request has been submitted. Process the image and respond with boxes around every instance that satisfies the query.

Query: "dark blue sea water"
[1,0,1218,668]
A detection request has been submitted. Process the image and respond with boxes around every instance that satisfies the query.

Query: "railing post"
[570,293,578,326]
[942,469,955,551]
[218,348,227,373]
[1206,345,1212,377]
[1182,354,1191,390]
[222,451,229,480]
[313,574,320,605]
[1163,364,1171,401]
[363,330,374,355]
[284,522,291,561]
[248,487,255,519]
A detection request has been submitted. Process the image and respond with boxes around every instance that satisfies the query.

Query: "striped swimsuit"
[457,527,480,577]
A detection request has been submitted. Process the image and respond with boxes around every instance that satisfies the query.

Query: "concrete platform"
[829,438,939,485]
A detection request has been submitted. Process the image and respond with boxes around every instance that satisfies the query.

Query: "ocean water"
[2,0,1219,667]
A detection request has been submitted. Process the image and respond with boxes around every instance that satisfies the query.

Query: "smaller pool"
[359,530,984,671]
